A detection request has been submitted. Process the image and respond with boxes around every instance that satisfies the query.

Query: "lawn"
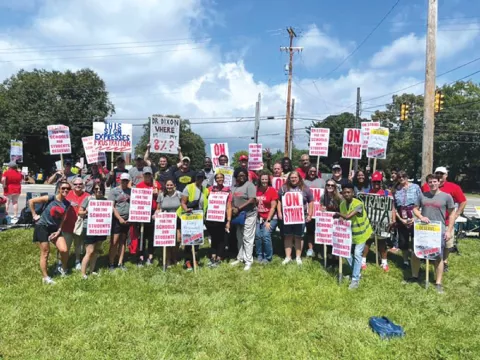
[1,229,480,360]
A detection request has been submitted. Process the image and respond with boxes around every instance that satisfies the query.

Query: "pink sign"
[315,211,335,245]
[342,128,362,159]
[309,128,330,157]
[248,143,263,170]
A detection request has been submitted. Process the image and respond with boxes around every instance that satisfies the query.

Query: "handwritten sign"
[248,143,263,170]
[206,192,229,222]
[93,122,132,153]
[86,200,113,236]
[47,125,71,155]
[282,192,304,225]
[210,143,229,169]
[332,219,352,258]
[311,187,324,217]
[356,193,393,237]
[181,211,204,246]
[214,167,234,187]
[342,128,362,159]
[361,121,380,151]
[128,188,153,223]
[413,221,442,260]
[150,115,180,155]
[272,177,286,192]
[367,127,389,159]
[82,136,106,165]
[309,128,330,157]
[154,213,177,247]
[10,140,23,162]
[315,211,335,245]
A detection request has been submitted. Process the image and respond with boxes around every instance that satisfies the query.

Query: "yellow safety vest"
[340,198,372,244]
[176,183,209,217]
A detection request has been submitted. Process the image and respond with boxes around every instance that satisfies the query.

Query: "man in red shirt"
[421,166,467,272]
[1,161,22,221]
[295,154,311,179]
[234,155,259,184]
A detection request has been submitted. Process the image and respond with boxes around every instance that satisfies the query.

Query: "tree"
[0,69,115,172]
[135,117,206,171]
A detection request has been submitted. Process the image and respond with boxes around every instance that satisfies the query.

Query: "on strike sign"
[47,125,71,155]
[315,211,335,245]
[367,127,389,159]
[210,143,229,168]
[310,187,324,217]
[282,192,304,225]
[82,136,106,165]
[248,143,263,170]
[86,200,113,236]
[342,128,362,159]
[154,213,177,247]
[272,177,286,192]
[361,121,380,151]
[128,188,153,223]
[332,219,352,258]
[93,122,132,153]
[206,192,229,222]
[309,128,330,157]
[150,115,180,155]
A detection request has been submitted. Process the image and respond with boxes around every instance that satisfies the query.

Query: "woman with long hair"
[320,178,343,266]
[30,181,71,284]
[353,169,370,195]
[304,166,325,257]
[278,171,314,265]
[1,161,22,221]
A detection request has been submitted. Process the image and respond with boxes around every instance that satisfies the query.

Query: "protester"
[179,171,209,271]
[106,156,129,188]
[129,155,146,187]
[409,174,456,294]
[361,171,395,272]
[353,169,370,195]
[83,163,106,194]
[205,172,232,267]
[295,154,311,179]
[30,181,71,284]
[1,161,22,221]
[320,179,343,265]
[174,157,196,192]
[394,170,422,268]
[281,157,294,177]
[388,167,400,191]
[143,143,183,187]
[334,183,372,289]
[255,172,279,264]
[235,155,259,184]
[203,157,215,186]
[278,171,314,266]
[218,154,229,167]
[304,165,325,257]
[98,161,110,176]
[331,163,350,192]
[47,160,78,190]
[108,173,131,271]
[156,179,182,268]
[230,168,257,271]
[421,166,467,272]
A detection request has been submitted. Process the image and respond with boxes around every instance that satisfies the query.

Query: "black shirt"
[155,165,177,188]
[174,167,196,192]
[333,177,350,193]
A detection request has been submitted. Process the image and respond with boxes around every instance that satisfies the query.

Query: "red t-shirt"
[63,191,90,233]
[422,181,466,225]
[256,187,279,220]
[369,188,391,196]
[2,169,22,195]
[137,180,162,211]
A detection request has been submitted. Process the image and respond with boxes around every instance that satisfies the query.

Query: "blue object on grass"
[369,317,405,339]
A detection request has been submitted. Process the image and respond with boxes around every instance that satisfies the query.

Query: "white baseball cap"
[120,173,130,181]
[434,166,448,174]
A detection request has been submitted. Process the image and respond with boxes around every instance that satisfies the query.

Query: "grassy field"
[1,229,480,360]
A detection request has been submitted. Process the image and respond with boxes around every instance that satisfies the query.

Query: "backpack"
[369,317,405,339]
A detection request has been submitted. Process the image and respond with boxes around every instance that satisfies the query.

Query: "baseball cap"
[120,173,130,181]
[434,166,448,174]
[332,164,341,170]
[182,156,191,162]
[239,155,248,161]
[116,156,125,162]
[135,155,143,160]
[196,170,206,178]
[371,171,383,182]
[143,167,153,174]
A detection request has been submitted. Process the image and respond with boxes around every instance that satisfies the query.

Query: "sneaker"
[443,263,449,273]
[282,257,292,265]
[361,263,367,270]
[146,258,153,266]
[91,272,99,276]
[210,261,219,268]
[42,276,56,285]
[306,249,314,257]
[55,265,63,275]
[256,256,264,263]
[262,259,271,265]
[230,260,242,267]
[296,257,303,266]
[118,264,128,271]
[137,260,145,268]
[82,274,88,280]
[207,258,215,267]
[402,261,410,270]
[403,277,419,284]
[435,284,445,294]
[75,262,82,271]
[109,265,115,272]
[349,280,360,290]
[382,264,390,272]
[58,267,68,277]
[244,263,252,271]
[11,216,18,224]
[185,261,193,271]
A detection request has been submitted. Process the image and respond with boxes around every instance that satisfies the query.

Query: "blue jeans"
[347,242,366,281]
[255,218,278,261]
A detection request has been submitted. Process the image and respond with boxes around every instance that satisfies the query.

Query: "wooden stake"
[316,156,320,171]
[373,158,378,173]
[338,256,343,284]
[324,244,327,269]
[163,247,167,272]
[60,154,64,171]
[375,233,379,266]
[111,152,114,171]
[192,246,197,274]
[426,258,430,289]
[140,224,144,252]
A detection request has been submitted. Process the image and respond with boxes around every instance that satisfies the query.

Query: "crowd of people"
[4,143,466,293]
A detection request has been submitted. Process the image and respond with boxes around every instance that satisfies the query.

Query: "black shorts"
[84,235,107,245]
[112,218,130,235]
[33,224,58,243]
[306,220,315,236]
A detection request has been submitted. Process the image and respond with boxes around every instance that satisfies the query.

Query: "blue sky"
[0,0,479,155]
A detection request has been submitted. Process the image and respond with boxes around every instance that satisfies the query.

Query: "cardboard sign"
[210,143,229,169]
[342,128,362,159]
[361,121,380,151]
[128,188,153,223]
[154,213,177,247]
[309,128,330,157]
[282,192,305,225]
[248,143,263,170]
[214,167,234,187]
[206,192,229,222]
[47,125,71,155]
[311,187,325,217]
[367,127,389,159]
[82,136,106,164]
[272,177,286,192]
[93,122,132,153]
[21,167,28,175]
[413,221,442,260]
[10,140,23,162]
[332,219,352,258]
[150,115,180,155]
[86,200,113,236]
[356,193,393,237]
[315,211,335,245]
[181,211,204,246]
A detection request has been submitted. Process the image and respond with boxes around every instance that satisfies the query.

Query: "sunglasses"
[93,188,102,192]
[60,187,71,191]
[73,183,83,186]
[326,184,335,187]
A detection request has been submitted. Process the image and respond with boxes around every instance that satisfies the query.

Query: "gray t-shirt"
[129,167,144,187]
[203,169,215,187]
[157,191,182,213]
[231,181,257,214]
[108,187,131,219]
[304,178,325,190]
[182,186,205,211]
[416,191,455,230]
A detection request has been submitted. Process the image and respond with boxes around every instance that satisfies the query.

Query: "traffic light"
[435,90,444,113]
[400,103,409,121]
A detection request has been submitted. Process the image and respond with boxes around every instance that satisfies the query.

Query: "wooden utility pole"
[354,87,361,172]
[281,28,303,157]
[421,0,438,182]
[289,98,295,159]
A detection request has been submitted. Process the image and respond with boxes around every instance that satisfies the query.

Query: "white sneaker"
[43,276,56,285]
[58,267,67,277]
[230,260,242,267]
[11,216,18,224]
[306,249,314,257]
[91,272,99,276]
[296,257,303,265]
[244,264,252,271]
[282,257,292,265]
[82,275,88,280]
[75,262,82,271]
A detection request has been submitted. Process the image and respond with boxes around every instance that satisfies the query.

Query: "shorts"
[112,218,130,235]
[306,220,315,236]
[283,223,305,237]
[84,235,107,245]
[33,224,58,243]
[445,231,455,249]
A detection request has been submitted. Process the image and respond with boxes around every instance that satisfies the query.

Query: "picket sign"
[309,128,330,157]
[214,167,234,187]
[206,192,229,222]
[86,200,113,236]
[10,140,23,162]
[210,143,229,169]
[93,122,132,153]
[181,210,204,274]
[356,193,393,238]
[154,212,177,272]
[315,211,335,268]
[272,177,286,192]
[342,128,362,160]
[248,143,263,170]
[361,121,380,151]
[128,188,153,223]
[367,127,389,159]
[414,221,442,289]
[47,125,71,155]
[311,187,324,218]
[150,115,180,155]
[332,219,352,284]
[82,136,106,165]
[282,192,304,225]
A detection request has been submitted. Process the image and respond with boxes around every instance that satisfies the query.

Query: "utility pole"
[421,0,438,182]
[289,98,295,159]
[281,27,303,157]
[354,87,361,172]
[254,93,261,143]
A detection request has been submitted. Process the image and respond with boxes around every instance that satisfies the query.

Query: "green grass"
[1,229,480,359]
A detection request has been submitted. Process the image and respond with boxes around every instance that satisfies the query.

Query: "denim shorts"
[283,223,305,237]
